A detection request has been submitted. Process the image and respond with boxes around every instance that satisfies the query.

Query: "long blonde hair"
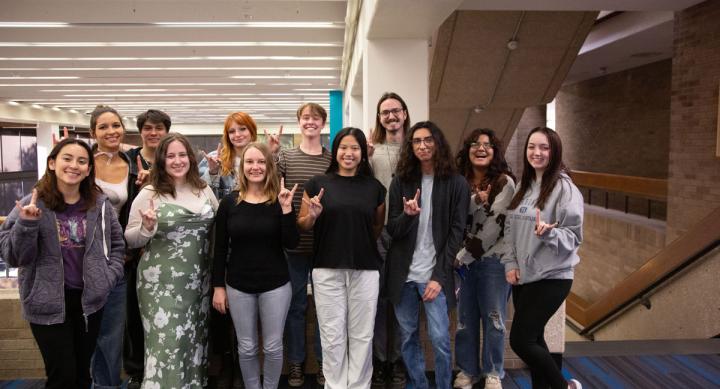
[219,112,258,176]
[235,142,280,204]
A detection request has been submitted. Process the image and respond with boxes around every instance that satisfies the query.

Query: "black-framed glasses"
[378,108,404,118]
[412,136,435,147]
[469,142,493,150]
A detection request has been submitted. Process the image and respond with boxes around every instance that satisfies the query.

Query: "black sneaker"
[316,364,326,386]
[390,362,406,386]
[288,363,305,387]
[372,363,386,386]
[127,376,143,389]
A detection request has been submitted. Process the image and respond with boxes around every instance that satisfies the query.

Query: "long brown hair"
[219,112,258,176]
[35,138,100,212]
[395,121,456,182]
[508,127,568,210]
[455,128,515,205]
[148,133,207,198]
[234,142,280,204]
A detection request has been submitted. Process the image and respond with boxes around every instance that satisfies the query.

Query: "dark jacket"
[386,173,469,308]
[0,193,125,325]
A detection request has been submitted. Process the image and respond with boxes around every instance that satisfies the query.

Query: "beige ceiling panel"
[430,106,523,151]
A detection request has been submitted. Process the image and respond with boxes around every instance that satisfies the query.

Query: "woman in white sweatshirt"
[503,127,584,389]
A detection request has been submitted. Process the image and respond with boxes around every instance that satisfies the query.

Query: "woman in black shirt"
[212,142,299,389]
[298,127,386,389]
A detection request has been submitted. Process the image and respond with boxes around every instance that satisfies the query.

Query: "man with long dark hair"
[386,121,469,389]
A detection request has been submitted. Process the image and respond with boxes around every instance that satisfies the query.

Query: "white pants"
[312,268,379,389]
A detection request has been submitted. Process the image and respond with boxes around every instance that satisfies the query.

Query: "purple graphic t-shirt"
[56,201,87,290]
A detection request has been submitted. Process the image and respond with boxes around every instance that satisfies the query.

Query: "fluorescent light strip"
[0,22,69,28]
[0,66,340,71]
[0,76,79,80]
[0,83,257,87]
[153,22,343,29]
[62,93,327,97]
[230,75,336,79]
[0,41,342,47]
[0,56,340,61]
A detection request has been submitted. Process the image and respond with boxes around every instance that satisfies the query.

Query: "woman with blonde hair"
[212,142,299,389]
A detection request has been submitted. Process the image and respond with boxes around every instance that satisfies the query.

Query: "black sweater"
[212,192,299,293]
[386,173,469,308]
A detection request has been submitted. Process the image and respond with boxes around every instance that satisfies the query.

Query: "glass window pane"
[0,181,22,215]
[20,134,38,171]
[1,134,21,172]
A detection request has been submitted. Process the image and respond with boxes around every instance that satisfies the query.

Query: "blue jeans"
[284,252,322,364]
[454,255,510,379]
[91,275,127,389]
[394,281,451,389]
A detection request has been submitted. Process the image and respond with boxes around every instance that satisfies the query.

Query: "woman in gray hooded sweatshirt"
[503,127,584,389]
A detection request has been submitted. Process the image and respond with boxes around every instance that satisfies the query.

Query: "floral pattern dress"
[137,201,215,389]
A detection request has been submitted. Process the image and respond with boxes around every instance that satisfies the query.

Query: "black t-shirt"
[305,173,386,270]
[212,191,299,293]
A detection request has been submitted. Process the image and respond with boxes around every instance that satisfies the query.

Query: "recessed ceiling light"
[32,104,43,109]
[69,109,78,113]
[7,100,20,105]
[52,107,61,111]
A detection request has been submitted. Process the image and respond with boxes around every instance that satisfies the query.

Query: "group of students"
[0,92,584,389]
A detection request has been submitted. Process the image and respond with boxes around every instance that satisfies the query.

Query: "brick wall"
[555,59,671,179]
[667,0,720,241]
[0,290,45,380]
[573,206,666,302]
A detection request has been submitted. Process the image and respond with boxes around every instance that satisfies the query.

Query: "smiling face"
[140,120,168,149]
[378,98,407,134]
[227,122,252,151]
[164,140,190,183]
[527,131,551,173]
[469,134,494,170]
[298,106,325,138]
[336,134,361,176]
[48,143,91,190]
[242,146,267,184]
[92,112,125,151]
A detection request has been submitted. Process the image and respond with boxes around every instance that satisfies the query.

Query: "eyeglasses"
[469,142,493,150]
[411,136,435,147]
[378,108,404,118]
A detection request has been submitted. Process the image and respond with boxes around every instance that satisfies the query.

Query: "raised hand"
[265,125,283,154]
[302,188,324,219]
[52,127,69,145]
[278,177,298,214]
[474,184,492,206]
[506,269,520,285]
[135,155,151,186]
[367,128,375,157]
[16,189,41,220]
[403,188,421,216]
[534,208,558,237]
[206,143,222,175]
[139,198,158,232]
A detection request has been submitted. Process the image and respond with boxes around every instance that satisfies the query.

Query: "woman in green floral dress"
[125,133,219,389]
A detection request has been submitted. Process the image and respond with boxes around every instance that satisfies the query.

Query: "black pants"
[510,279,572,389]
[30,289,103,389]
[123,260,145,378]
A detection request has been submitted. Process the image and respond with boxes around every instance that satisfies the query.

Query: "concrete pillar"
[35,122,58,177]
[362,39,429,132]
[347,94,363,130]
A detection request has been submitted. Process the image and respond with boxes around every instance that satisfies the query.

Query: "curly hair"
[455,128,515,204]
[395,121,455,182]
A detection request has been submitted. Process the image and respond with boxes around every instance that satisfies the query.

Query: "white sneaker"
[568,378,583,389]
[484,375,502,389]
[453,371,478,389]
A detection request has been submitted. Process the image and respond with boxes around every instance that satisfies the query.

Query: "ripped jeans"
[454,254,511,379]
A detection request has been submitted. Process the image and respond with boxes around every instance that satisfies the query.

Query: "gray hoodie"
[0,193,125,325]
[501,173,583,284]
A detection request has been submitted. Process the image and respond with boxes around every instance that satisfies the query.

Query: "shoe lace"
[289,364,303,377]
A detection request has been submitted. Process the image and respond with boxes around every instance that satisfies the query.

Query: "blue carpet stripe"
[671,354,720,386]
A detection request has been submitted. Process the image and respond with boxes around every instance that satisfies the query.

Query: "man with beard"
[368,92,410,385]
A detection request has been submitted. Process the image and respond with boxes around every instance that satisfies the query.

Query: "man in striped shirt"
[278,102,332,387]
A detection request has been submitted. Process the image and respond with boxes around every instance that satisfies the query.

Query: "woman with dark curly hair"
[453,128,515,389]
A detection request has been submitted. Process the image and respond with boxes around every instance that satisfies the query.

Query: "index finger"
[278,125,283,136]
[413,188,420,202]
[136,155,143,169]
[280,177,285,189]
[62,127,69,138]
[316,187,325,200]
[290,183,298,194]
[30,188,38,205]
[149,198,155,210]
[216,143,222,154]
[536,208,541,227]
[485,184,492,193]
